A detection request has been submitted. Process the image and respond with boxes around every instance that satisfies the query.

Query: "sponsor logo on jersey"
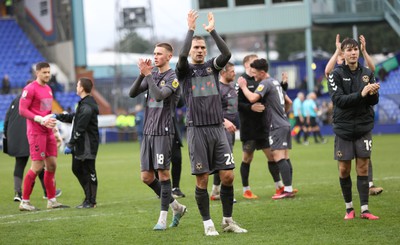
[256,84,264,92]
[172,79,179,88]
[343,78,351,81]
[362,75,370,83]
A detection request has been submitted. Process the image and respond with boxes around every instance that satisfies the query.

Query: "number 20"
[224,153,235,165]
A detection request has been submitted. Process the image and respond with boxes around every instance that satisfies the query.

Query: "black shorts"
[140,135,173,171]
[187,125,235,175]
[308,117,318,127]
[171,137,182,164]
[294,117,303,127]
[334,132,372,161]
[241,139,270,152]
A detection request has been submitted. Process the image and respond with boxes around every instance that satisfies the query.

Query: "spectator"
[2,74,11,94]
[48,74,63,98]
[5,0,13,16]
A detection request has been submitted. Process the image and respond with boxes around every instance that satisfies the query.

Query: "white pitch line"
[0,212,123,225]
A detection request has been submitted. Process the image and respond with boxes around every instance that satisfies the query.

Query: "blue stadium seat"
[0,19,44,90]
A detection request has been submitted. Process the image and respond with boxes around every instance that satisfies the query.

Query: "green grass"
[1,134,399,244]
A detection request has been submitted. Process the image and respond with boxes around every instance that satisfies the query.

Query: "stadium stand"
[377,67,400,124]
[0,19,45,89]
[54,92,80,112]
[0,19,81,131]
[0,94,16,122]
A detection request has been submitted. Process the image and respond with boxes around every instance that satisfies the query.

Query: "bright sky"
[83,0,191,53]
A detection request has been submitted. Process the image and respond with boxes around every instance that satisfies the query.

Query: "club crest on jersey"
[206,67,212,74]
[172,79,179,88]
[160,80,166,87]
[257,85,264,92]
[362,75,370,83]
[22,90,28,98]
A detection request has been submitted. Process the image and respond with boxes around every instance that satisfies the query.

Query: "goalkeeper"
[18,62,69,211]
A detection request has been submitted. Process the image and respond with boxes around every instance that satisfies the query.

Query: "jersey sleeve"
[254,80,269,98]
[19,85,36,120]
[328,70,363,108]
[68,104,92,146]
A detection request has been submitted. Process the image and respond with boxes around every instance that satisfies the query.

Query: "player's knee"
[141,172,154,184]
[220,172,234,185]
[356,166,368,176]
[338,165,351,177]
[242,152,253,163]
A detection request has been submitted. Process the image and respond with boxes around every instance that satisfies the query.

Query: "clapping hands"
[138,58,153,76]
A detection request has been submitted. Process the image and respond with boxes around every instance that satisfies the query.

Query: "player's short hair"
[156,43,173,53]
[79,77,93,93]
[36,62,50,71]
[250,58,269,72]
[192,35,205,42]
[341,38,359,50]
[222,62,234,72]
[242,54,258,66]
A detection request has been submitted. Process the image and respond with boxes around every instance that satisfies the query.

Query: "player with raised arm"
[175,10,247,236]
[129,43,186,230]
[325,34,383,196]
[328,37,380,220]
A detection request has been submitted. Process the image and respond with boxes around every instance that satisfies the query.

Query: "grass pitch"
[0,134,399,244]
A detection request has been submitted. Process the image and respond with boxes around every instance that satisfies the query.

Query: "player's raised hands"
[335,34,341,51]
[138,58,153,76]
[187,9,198,31]
[359,35,367,52]
[202,12,215,32]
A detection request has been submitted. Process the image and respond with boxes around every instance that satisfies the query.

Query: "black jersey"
[237,73,267,141]
[143,69,180,135]
[328,63,378,140]
[178,58,224,126]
